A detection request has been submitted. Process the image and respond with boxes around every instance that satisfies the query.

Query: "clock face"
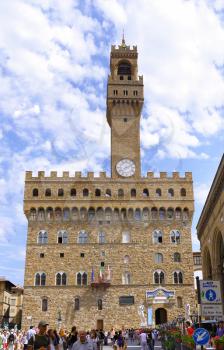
[116,159,135,177]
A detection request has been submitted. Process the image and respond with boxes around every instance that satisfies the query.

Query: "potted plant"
[214,336,224,350]
[181,335,195,349]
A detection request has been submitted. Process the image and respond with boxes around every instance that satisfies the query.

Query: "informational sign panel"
[147,307,153,326]
[201,304,224,317]
[193,328,210,346]
[200,280,221,304]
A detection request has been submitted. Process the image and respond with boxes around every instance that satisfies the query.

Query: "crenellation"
[75,171,82,178]
[63,171,69,178]
[160,172,167,178]
[38,171,45,178]
[172,172,180,179]
[50,171,57,178]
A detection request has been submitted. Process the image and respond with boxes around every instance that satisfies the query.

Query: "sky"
[0,0,223,286]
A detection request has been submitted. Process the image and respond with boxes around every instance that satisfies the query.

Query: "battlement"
[25,171,192,181]
[111,44,137,52]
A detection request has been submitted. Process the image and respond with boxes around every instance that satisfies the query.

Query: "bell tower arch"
[106,37,144,179]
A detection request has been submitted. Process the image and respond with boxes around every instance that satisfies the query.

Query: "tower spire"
[121,28,126,47]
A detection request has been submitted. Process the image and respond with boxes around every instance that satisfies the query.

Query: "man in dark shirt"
[28,321,50,350]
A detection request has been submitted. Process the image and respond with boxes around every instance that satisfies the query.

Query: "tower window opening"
[120,76,124,80]
[33,188,38,197]
[113,90,118,96]
[58,188,64,197]
[118,61,131,75]
[123,118,127,122]
[123,90,128,96]
[128,75,131,80]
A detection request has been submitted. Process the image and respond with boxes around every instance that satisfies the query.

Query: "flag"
[91,267,94,282]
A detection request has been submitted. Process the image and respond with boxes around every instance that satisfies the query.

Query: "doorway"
[97,319,104,330]
[155,308,167,325]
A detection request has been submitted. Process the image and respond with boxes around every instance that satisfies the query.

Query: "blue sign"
[205,289,216,302]
[193,328,210,345]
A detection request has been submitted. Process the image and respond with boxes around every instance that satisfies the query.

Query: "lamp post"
[177,315,185,335]
[57,310,62,331]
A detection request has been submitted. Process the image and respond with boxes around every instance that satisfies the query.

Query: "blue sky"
[0,0,223,285]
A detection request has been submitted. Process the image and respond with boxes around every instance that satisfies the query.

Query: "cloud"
[194,183,210,206]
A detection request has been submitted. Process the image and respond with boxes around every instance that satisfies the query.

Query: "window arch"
[122,272,131,285]
[38,208,45,221]
[167,208,174,219]
[71,188,76,197]
[95,189,101,197]
[78,230,88,244]
[151,207,158,219]
[83,188,89,197]
[118,61,131,75]
[63,208,70,221]
[168,188,174,197]
[80,207,87,220]
[143,188,149,197]
[170,230,181,244]
[98,299,103,310]
[174,252,181,262]
[45,188,51,197]
[177,296,183,308]
[124,255,130,264]
[72,207,79,221]
[46,207,53,221]
[35,272,46,286]
[174,271,183,284]
[134,208,141,220]
[118,189,124,197]
[155,253,163,263]
[99,232,106,244]
[180,188,186,197]
[55,207,62,221]
[57,230,68,244]
[183,208,189,221]
[105,208,112,222]
[154,270,165,284]
[175,207,182,220]
[41,298,48,312]
[33,188,38,197]
[156,188,162,197]
[38,230,48,244]
[74,297,80,311]
[105,189,111,197]
[76,272,87,286]
[56,272,67,286]
[131,189,136,197]
[153,230,163,244]
[122,231,131,243]
[88,207,95,221]
[58,188,64,197]
[142,208,149,221]
[159,208,166,220]
[30,208,37,221]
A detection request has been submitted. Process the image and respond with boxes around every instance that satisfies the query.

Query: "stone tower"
[22,39,195,329]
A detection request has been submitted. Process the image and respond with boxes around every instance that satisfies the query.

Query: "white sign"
[200,280,221,304]
[201,304,223,317]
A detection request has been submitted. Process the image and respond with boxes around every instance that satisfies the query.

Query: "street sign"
[193,328,210,346]
[200,280,221,303]
[201,304,224,317]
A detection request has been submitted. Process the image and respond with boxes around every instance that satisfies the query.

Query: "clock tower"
[106,37,144,179]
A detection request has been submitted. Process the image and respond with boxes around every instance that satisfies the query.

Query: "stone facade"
[22,39,195,330]
[197,154,224,306]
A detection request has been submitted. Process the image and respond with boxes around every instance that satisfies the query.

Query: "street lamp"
[177,315,185,335]
[191,310,198,325]
[57,310,62,331]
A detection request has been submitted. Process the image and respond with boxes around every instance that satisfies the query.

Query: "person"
[28,321,50,350]
[2,331,8,350]
[116,331,124,350]
[139,330,147,350]
[97,331,104,350]
[47,329,59,350]
[27,328,36,343]
[7,332,15,350]
[72,331,93,350]
[216,322,224,337]
[67,327,78,350]
[89,331,98,350]
[185,322,194,336]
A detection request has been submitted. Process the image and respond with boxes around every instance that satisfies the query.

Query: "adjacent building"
[22,39,195,329]
[197,154,224,304]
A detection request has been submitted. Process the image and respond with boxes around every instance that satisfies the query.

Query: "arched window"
[122,231,131,243]
[167,208,174,219]
[183,208,189,221]
[55,208,62,221]
[71,188,76,197]
[174,271,183,284]
[118,61,131,75]
[105,208,112,222]
[78,230,88,244]
[46,207,53,221]
[95,189,101,197]
[175,208,182,220]
[142,208,149,221]
[155,253,163,263]
[168,188,174,197]
[118,189,124,197]
[80,208,87,220]
[143,188,149,197]
[57,230,68,244]
[63,208,70,221]
[38,208,45,221]
[83,188,89,197]
[56,272,67,286]
[105,189,111,197]
[45,188,51,197]
[35,272,46,286]
[159,208,166,220]
[121,208,127,220]
[131,189,136,197]
[58,188,64,197]
[74,297,80,310]
[124,255,130,264]
[98,299,103,310]
[113,208,119,221]
[180,188,186,197]
[88,208,95,221]
[135,208,141,221]
[41,273,46,286]
[33,188,38,197]
[153,230,163,244]
[177,296,183,308]
[156,188,162,197]
[77,272,87,286]
[30,208,37,221]
[151,207,158,219]
[154,271,165,284]
[72,207,79,221]
[170,230,181,244]
[99,232,106,244]
[38,230,48,244]
[35,273,40,286]
[174,252,181,262]
[41,298,48,312]
[122,272,131,285]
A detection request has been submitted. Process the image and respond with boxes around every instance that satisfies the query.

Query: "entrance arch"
[155,308,167,325]
[203,246,212,280]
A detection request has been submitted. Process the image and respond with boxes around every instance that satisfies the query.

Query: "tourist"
[139,330,147,350]
[116,331,124,350]
[28,321,50,350]
[216,322,224,337]
[72,331,93,350]
[67,327,78,350]
[26,328,36,343]
[185,322,194,336]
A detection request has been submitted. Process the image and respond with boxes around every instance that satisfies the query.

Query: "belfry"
[22,39,195,329]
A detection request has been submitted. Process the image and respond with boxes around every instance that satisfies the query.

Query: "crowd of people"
[0,322,160,350]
